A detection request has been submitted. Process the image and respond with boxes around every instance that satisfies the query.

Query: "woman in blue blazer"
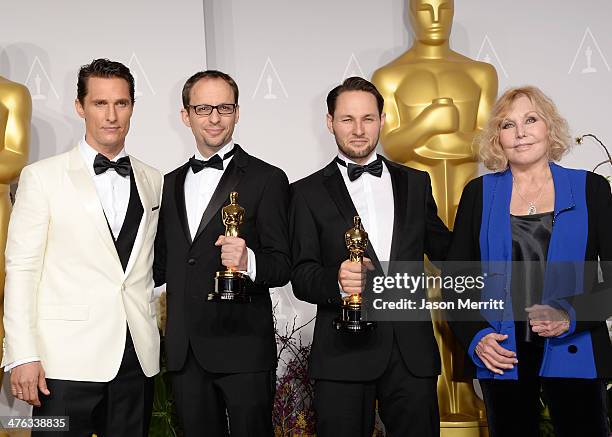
[447,86,611,437]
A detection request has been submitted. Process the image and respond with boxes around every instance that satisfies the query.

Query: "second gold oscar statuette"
[207,192,251,302]
[333,216,376,333]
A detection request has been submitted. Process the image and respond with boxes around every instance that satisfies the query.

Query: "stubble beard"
[336,135,379,161]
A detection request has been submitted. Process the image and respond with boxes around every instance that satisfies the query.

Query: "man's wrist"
[5,358,41,372]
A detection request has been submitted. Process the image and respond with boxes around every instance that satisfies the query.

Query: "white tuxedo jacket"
[2,146,162,381]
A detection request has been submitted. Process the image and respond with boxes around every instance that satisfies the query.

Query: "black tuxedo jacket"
[290,157,451,381]
[154,145,291,373]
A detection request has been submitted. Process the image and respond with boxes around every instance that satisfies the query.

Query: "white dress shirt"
[183,141,256,280]
[80,138,131,239]
[337,152,394,295]
[6,137,132,371]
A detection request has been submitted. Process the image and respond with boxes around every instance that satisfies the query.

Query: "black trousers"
[171,346,275,437]
[479,336,609,437]
[313,336,440,437]
[32,330,154,437]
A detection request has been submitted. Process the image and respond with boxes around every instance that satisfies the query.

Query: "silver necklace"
[513,176,549,215]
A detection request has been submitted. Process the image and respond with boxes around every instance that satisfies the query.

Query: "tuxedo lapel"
[65,147,123,274]
[323,161,357,226]
[192,145,247,243]
[174,163,191,244]
[123,159,151,278]
[385,159,408,262]
[323,160,384,274]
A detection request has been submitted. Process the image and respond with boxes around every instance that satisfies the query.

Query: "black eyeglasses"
[188,103,237,116]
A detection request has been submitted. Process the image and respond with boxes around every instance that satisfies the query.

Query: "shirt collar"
[194,140,235,161]
[79,137,127,177]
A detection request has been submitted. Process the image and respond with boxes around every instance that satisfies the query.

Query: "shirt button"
[121,284,126,292]
[187,258,196,265]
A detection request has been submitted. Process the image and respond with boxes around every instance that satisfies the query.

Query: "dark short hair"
[326,77,384,117]
[181,70,239,109]
[77,58,135,105]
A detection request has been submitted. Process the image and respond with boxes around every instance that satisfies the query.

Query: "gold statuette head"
[409,0,454,43]
[345,216,369,263]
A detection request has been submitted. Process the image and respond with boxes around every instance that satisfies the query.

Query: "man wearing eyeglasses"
[153,70,290,437]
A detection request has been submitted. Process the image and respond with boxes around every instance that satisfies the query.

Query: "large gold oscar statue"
[372,1,497,435]
[0,76,32,385]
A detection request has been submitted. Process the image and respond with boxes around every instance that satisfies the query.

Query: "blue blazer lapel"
[481,170,513,328]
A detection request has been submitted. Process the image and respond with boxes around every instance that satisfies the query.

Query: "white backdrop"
[0,0,207,172]
[204,0,612,183]
[1,0,611,419]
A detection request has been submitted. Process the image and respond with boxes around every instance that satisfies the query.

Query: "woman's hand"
[475,333,518,375]
[526,304,570,337]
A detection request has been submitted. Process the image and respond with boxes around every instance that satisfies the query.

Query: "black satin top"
[510,211,554,345]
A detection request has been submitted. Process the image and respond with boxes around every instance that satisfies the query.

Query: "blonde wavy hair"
[478,86,572,171]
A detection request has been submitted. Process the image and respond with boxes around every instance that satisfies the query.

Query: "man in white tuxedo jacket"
[2,59,162,436]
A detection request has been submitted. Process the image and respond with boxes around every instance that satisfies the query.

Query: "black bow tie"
[93,154,131,177]
[189,148,236,173]
[336,156,383,181]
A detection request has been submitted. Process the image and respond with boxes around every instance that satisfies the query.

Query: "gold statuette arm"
[373,72,459,163]
[0,82,32,184]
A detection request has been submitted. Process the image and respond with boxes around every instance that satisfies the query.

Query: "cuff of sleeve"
[338,281,349,299]
[4,357,41,372]
[153,284,166,299]
[548,299,576,337]
[246,247,256,282]
[468,327,496,368]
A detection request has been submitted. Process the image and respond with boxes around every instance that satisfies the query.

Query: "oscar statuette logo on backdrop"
[128,52,157,96]
[568,27,610,75]
[342,53,366,82]
[252,57,288,100]
[24,56,59,102]
[476,35,508,79]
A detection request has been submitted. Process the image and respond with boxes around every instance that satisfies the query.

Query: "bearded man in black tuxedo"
[290,77,451,437]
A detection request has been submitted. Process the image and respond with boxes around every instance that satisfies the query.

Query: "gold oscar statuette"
[372,0,498,228]
[0,76,31,386]
[334,216,376,333]
[207,191,250,302]
[372,0,496,434]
